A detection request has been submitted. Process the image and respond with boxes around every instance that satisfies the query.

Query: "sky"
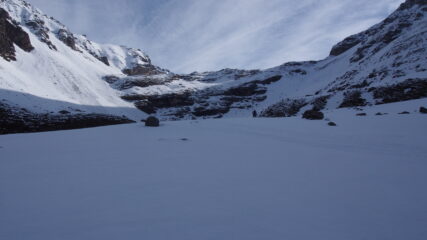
[27,0,403,73]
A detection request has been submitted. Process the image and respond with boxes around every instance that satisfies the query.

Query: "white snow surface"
[0,0,147,119]
[1,99,427,240]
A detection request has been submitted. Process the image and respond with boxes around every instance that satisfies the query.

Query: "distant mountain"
[0,0,426,133]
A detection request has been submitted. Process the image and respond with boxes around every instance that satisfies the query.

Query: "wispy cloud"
[27,0,403,73]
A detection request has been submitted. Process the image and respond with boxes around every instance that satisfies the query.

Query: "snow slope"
[1,99,427,240]
[0,0,149,119]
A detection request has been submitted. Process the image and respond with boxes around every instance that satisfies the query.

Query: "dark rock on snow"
[224,83,266,97]
[123,64,164,76]
[57,29,79,51]
[193,106,230,117]
[302,110,325,120]
[260,99,307,118]
[330,35,362,56]
[25,19,57,50]
[339,91,367,108]
[312,95,330,111]
[0,8,34,61]
[420,106,427,113]
[0,103,134,135]
[124,92,194,115]
[144,116,160,127]
[373,79,427,104]
[328,122,337,126]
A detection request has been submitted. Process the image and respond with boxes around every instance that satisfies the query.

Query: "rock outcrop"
[302,110,325,120]
[0,103,134,135]
[0,7,33,61]
[144,116,160,127]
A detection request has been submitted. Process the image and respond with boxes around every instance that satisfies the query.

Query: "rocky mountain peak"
[330,0,426,59]
[0,0,156,73]
[398,0,427,10]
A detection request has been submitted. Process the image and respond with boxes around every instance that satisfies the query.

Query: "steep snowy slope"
[0,0,157,119]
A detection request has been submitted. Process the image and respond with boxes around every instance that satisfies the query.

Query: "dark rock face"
[104,75,173,90]
[373,79,427,104]
[302,110,324,120]
[339,91,367,108]
[0,15,15,60]
[25,19,57,50]
[260,99,307,117]
[6,22,34,52]
[419,107,427,113]
[144,116,160,127]
[134,101,156,115]
[356,113,367,116]
[224,83,266,97]
[193,107,230,117]
[123,92,194,114]
[99,56,110,66]
[115,73,272,119]
[312,95,330,111]
[123,64,164,76]
[57,29,79,51]
[0,8,34,61]
[0,103,134,135]
[330,35,362,56]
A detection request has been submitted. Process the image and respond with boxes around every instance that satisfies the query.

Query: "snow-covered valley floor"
[1,99,427,240]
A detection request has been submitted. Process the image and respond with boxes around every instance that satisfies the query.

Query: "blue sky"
[27,0,403,73]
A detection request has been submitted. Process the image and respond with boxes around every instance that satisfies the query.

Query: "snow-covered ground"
[1,99,427,240]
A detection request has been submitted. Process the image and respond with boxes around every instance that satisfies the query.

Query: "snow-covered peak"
[330,0,427,59]
[0,0,153,73]
[0,0,150,120]
[0,0,64,31]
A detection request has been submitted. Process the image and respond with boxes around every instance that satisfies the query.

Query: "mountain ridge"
[0,0,426,133]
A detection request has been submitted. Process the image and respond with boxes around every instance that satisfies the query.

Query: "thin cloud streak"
[27,0,403,73]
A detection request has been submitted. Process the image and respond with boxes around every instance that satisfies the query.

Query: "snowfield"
[1,99,427,240]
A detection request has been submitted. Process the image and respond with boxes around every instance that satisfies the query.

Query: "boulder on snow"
[356,113,367,116]
[302,110,324,120]
[143,116,160,127]
[328,122,337,126]
[420,106,427,114]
